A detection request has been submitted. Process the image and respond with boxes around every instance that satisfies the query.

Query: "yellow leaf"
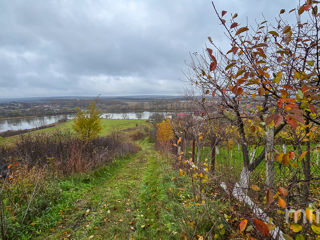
[250,185,260,191]
[290,224,302,233]
[311,224,320,234]
[267,223,276,231]
[274,72,282,83]
[299,151,307,161]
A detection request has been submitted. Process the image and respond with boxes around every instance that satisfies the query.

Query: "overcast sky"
[0,0,296,98]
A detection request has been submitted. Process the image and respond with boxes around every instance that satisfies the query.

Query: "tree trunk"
[239,166,250,192]
[265,125,274,188]
[196,138,200,163]
[192,138,195,161]
[210,137,217,174]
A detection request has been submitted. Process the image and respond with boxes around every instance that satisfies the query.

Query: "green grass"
[11,139,228,240]
[190,143,320,186]
[0,119,146,146]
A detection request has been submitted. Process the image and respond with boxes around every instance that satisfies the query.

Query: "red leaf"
[231,22,238,29]
[286,115,298,130]
[288,151,295,160]
[207,48,213,58]
[222,89,226,94]
[277,56,283,63]
[222,10,227,17]
[304,5,312,11]
[277,99,284,108]
[309,104,317,114]
[210,61,217,71]
[253,219,270,237]
[232,46,239,54]
[207,48,217,63]
[302,86,309,93]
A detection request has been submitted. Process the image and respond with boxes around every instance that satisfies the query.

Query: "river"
[0,112,170,132]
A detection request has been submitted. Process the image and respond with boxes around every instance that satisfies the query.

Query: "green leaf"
[295,234,305,240]
[296,90,304,100]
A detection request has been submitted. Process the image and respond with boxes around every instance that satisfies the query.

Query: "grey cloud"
[0,0,296,98]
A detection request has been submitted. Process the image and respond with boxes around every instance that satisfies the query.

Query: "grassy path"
[39,139,182,240]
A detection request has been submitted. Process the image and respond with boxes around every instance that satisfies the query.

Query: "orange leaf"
[239,219,248,232]
[179,169,183,176]
[258,88,265,97]
[236,27,249,35]
[288,151,295,160]
[278,187,288,197]
[278,197,287,208]
[212,89,217,97]
[269,31,279,37]
[285,116,298,130]
[253,219,270,237]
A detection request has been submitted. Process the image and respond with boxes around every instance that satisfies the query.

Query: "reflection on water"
[0,115,73,132]
[0,112,170,132]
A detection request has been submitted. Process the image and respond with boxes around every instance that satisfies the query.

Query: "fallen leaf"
[278,197,287,208]
[290,224,302,233]
[253,219,270,237]
[239,219,248,232]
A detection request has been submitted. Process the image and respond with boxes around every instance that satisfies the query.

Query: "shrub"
[73,102,102,141]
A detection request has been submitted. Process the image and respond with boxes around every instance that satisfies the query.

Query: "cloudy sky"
[0,0,295,98]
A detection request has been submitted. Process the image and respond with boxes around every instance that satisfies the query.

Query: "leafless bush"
[0,131,140,176]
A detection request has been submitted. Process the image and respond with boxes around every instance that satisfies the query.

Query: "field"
[0,119,146,146]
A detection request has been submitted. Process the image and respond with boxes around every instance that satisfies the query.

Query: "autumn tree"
[73,102,102,141]
[157,119,174,149]
[188,0,320,195]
